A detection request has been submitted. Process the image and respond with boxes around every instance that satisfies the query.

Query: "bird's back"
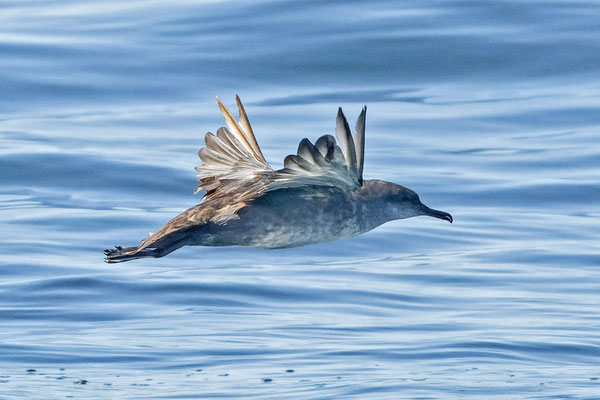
[187,186,370,249]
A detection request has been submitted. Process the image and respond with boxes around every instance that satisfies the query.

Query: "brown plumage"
[105,96,452,262]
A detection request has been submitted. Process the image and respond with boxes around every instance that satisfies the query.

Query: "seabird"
[105,96,452,263]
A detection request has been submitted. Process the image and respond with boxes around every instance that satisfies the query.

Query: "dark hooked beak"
[421,205,453,223]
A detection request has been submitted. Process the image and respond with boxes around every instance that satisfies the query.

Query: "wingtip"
[336,107,350,129]
[337,107,348,125]
[357,106,367,126]
[216,96,234,119]
[235,94,245,115]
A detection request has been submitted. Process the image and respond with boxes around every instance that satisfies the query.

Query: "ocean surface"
[1,1,599,398]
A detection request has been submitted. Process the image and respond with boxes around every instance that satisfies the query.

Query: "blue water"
[1,1,600,398]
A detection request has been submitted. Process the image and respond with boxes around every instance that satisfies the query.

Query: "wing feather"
[216,97,267,164]
[284,154,320,173]
[235,94,267,164]
[335,108,359,182]
[274,133,359,190]
[204,131,243,161]
[297,138,326,167]
[315,134,335,158]
[215,127,250,157]
[192,98,367,225]
[194,100,272,200]
[353,106,366,183]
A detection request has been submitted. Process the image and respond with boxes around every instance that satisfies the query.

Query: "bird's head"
[363,180,453,223]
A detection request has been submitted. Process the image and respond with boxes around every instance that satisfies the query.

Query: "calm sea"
[1,1,599,398]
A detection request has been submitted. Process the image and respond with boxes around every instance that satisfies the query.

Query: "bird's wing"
[194,98,366,224]
[195,95,273,198]
[194,95,275,223]
[270,107,367,190]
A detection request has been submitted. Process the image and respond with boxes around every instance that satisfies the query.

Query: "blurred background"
[1,1,599,398]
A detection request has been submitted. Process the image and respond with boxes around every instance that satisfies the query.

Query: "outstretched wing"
[195,95,273,199]
[194,97,366,224]
[271,106,367,190]
[193,95,275,223]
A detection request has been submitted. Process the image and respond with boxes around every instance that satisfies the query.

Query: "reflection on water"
[1,0,599,398]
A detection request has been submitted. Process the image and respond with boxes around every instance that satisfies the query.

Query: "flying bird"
[105,96,452,262]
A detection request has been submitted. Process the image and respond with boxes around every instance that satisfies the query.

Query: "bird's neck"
[351,180,397,231]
